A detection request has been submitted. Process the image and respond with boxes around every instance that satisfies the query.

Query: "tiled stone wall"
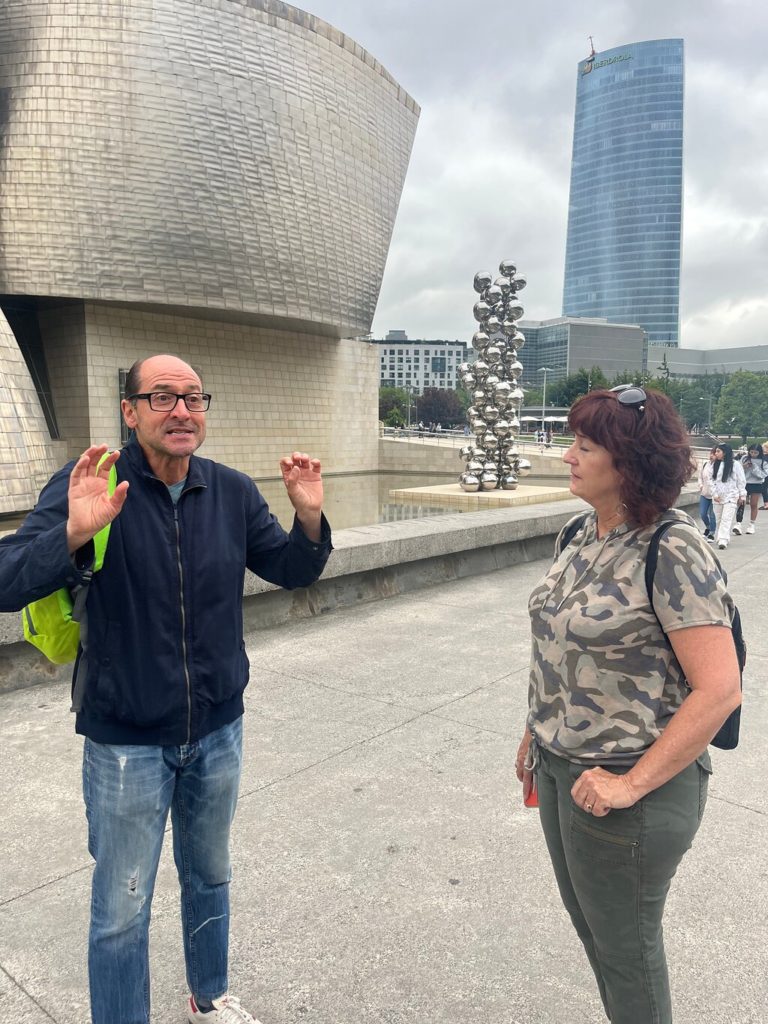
[0,309,65,511]
[78,301,379,477]
[0,0,419,337]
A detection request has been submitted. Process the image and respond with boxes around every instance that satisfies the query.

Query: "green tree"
[383,407,405,428]
[416,387,463,427]
[665,379,690,422]
[611,369,645,387]
[549,366,609,406]
[455,386,473,417]
[679,384,704,427]
[379,386,410,423]
[713,372,768,441]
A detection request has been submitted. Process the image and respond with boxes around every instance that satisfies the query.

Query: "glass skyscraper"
[562,39,684,346]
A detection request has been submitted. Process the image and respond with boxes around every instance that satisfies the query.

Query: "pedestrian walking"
[698,446,717,539]
[711,443,746,548]
[741,443,768,533]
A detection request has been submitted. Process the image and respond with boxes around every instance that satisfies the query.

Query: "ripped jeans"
[82,717,243,1024]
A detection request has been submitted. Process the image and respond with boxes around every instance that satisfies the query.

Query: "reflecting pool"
[1,472,554,536]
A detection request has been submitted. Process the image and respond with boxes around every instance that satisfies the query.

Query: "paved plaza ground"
[1,512,767,1023]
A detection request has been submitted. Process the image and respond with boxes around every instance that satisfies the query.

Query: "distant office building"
[562,39,684,347]
[376,332,469,393]
[517,317,646,384]
[655,344,768,378]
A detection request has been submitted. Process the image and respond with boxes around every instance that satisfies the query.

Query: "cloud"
[372,95,570,339]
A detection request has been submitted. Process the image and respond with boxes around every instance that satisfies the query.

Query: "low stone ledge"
[244,498,590,597]
[0,491,699,693]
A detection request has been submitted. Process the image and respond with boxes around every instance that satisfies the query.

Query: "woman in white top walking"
[697,446,717,540]
[741,443,768,534]
[711,443,746,549]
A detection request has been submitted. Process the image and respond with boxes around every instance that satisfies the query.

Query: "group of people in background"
[416,420,442,435]
[698,440,768,549]
[536,427,553,449]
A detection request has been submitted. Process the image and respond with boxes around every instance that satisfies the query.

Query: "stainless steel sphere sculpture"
[458,260,533,492]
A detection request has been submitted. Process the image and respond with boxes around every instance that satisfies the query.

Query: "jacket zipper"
[173,505,193,744]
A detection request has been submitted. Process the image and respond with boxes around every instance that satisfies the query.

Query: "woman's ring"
[586,803,593,812]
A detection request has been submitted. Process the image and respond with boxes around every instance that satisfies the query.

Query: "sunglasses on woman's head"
[610,384,647,412]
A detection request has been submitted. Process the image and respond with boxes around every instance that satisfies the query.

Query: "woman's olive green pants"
[537,747,711,1024]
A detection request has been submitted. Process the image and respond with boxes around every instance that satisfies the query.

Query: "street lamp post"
[699,393,713,426]
[656,352,670,394]
[538,366,554,432]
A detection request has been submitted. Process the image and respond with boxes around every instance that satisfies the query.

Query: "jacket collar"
[123,433,207,490]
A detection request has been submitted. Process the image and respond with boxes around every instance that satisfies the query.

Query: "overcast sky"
[306,0,767,350]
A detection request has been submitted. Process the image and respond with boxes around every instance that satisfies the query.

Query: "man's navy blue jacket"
[0,436,332,745]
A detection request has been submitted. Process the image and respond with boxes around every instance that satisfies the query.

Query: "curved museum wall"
[0,0,419,337]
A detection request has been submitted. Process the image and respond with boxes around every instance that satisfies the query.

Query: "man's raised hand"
[66,445,129,553]
[279,451,323,542]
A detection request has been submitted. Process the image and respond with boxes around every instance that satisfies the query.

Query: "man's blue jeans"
[82,717,243,1024]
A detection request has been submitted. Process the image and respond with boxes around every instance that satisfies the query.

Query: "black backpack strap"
[557,513,589,556]
[645,518,744,751]
[645,520,729,608]
[644,521,674,608]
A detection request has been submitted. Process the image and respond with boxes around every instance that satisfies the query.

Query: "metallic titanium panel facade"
[0,0,419,337]
[562,39,684,346]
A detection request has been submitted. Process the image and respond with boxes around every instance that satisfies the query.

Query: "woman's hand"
[570,767,640,817]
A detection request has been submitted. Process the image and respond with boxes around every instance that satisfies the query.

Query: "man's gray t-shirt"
[167,478,186,505]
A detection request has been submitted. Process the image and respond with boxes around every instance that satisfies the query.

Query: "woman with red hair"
[516,385,742,1024]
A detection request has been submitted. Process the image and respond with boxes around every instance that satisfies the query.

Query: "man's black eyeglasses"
[128,392,212,412]
[610,384,646,412]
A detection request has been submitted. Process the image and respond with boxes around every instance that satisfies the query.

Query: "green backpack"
[22,460,117,665]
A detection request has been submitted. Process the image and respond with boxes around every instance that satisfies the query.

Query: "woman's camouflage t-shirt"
[527,508,734,765]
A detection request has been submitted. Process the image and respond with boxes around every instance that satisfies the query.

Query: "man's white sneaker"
[732,524,742,535]
[188,994,262,1024]
[746,523,755,535]
[718,542,728,550]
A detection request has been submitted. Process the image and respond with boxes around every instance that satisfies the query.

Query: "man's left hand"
[279,452,323,541]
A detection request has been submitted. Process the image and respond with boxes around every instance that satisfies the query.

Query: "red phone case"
[524,780,539,808]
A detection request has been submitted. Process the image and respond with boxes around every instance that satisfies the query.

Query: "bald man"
[0,354,332,1024]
